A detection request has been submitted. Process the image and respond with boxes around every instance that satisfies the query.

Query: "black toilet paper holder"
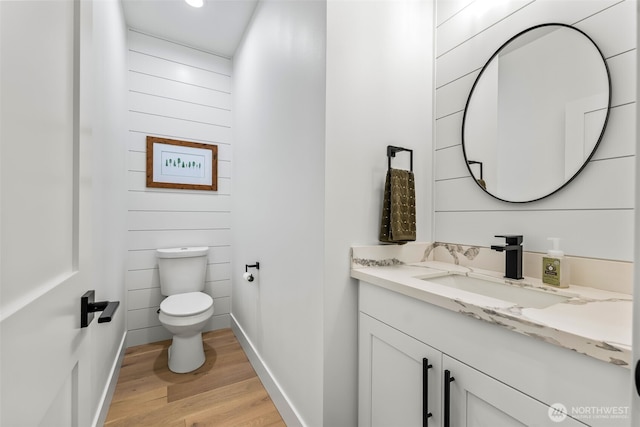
[81,290,120,328]
[245,262,260,272]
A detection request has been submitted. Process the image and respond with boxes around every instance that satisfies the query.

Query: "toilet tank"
[156,247,209,296]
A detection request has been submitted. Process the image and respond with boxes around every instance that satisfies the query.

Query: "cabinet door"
[359,313,442,427]
[443,355,586,427]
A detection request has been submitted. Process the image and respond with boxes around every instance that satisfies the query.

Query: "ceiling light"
[185,0,204,8]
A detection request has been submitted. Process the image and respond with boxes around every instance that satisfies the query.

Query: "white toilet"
[157,246,214,373]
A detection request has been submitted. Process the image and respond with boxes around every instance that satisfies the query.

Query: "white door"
[1,0,94,425]
[359,313,442,427]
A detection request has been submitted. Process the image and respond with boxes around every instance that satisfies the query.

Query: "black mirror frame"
[461,23,612,204]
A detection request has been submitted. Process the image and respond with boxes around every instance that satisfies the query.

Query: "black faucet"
[491,235,523,280]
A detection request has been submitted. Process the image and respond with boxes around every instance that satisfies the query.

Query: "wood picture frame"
[146,136,218,191]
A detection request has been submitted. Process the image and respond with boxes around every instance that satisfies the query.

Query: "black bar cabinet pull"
[423,358,433,425]
[444,369,455,427]
[635,360,640,396]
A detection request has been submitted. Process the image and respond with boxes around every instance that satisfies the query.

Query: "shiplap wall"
[434,0,636,261]
[126,30,232,347]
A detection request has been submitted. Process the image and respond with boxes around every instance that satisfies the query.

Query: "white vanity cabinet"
[358,281,629,427]
[359,313,585,426]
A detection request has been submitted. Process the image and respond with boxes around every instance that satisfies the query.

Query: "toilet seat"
[160,292,213,317]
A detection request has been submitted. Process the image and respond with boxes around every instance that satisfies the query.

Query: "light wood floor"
[105,328,286,427]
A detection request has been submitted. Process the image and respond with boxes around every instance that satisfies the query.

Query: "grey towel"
[379,168,416,243]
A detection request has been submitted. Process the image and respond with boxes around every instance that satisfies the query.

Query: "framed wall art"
[146,136,218,191]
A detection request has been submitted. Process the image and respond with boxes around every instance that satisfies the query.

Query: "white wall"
[125,30,233,346]
[233,0,434,425]
[324,1,434,425]
[435,0,636,261]
[232,0,327,425]
[91,0,128,422]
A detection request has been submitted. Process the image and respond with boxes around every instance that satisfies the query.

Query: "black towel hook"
[387,145,413,172]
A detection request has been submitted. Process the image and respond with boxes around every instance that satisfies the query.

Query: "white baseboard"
[230,314,304,427]
[93,331,127,427]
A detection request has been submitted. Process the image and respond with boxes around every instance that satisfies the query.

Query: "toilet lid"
[160,292,213,317]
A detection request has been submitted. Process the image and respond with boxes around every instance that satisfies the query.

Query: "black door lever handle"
[81,290,120,327]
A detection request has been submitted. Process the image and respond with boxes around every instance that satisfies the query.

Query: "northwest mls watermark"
[548,403,630,423]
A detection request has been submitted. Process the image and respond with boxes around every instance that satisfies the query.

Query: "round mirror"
[462,23,611,203]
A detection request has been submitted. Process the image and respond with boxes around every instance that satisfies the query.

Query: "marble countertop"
[352,260,632,368]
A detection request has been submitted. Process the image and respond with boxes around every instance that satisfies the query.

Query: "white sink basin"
[421,274,570,309]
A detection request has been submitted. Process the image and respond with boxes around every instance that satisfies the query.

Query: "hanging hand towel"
[379,168,416,243]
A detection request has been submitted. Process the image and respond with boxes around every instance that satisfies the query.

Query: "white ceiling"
[121,0,258,57]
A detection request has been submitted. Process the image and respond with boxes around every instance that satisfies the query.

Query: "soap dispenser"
[542,238,569,288]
